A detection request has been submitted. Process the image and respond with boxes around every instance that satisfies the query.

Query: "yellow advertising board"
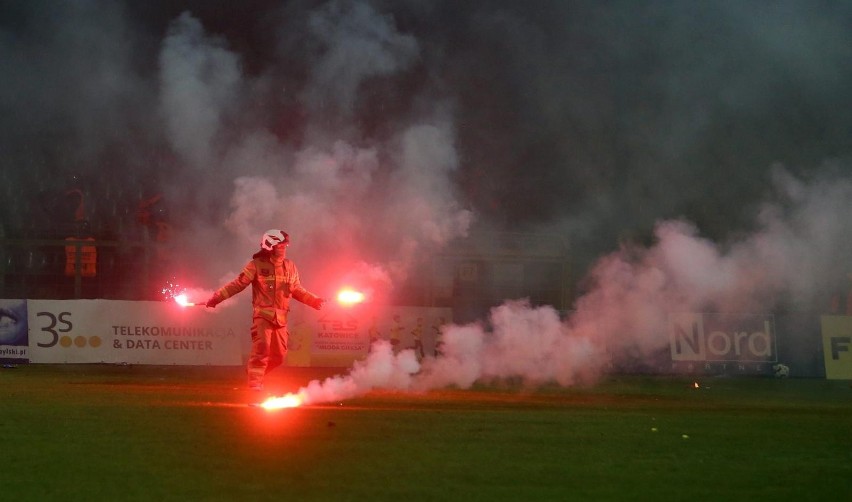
[286,304,452,367]
[821,316,852,380]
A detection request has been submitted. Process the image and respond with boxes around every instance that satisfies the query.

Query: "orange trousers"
[247,316,288,388]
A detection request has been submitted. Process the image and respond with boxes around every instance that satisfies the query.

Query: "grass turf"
[1,365,851,501]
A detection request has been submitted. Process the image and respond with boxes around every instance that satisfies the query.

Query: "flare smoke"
[1,1,851,397]
[288,168,852,403]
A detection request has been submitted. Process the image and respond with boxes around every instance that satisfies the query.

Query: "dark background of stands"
[0,156,573,312]
[0,156,177,301]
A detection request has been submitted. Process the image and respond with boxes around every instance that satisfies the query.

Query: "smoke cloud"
[302,0,419,118]
[2,2,851,396]
[149,2,473,291]
[159,12,242,168]
[288,166,852,403]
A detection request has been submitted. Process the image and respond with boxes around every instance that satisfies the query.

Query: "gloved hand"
[311,297,326,310]
[205,296,220,308]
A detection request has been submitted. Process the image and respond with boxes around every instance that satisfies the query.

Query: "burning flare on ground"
[260,392,306,410]
[259,341,420,411]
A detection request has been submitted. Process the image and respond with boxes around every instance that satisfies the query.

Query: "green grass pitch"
[1,364,850,501]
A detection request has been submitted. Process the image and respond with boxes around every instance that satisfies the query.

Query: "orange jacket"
[213,255,322,325]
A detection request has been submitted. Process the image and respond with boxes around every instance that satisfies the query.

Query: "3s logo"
[35,311,73,348]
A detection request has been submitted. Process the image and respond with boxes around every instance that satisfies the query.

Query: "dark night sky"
[2,0,851,300]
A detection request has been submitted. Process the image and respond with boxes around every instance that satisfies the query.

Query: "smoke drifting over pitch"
[2,1,852,393]
[276,168,852,404]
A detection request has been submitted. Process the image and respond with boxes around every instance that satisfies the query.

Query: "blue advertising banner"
[0,299,28,364]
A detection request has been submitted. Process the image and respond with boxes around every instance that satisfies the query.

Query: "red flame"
[260,393,304,410]
[161,279,183,301]
[174,294,195,307]
[336,288,365,306]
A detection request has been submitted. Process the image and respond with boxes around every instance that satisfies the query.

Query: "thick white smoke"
[159,12,242,168]
[154,5,472,291]
[302,0,419,117]
[296,341,420,405]
[280,168,852,404]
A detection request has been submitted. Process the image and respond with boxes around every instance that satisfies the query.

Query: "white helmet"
[260,229,290,251]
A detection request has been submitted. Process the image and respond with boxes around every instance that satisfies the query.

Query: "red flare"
[260,393,304,410]
[336,288,365,306]
[174,294,198,307]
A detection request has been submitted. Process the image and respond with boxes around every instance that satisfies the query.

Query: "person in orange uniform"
[206,229,325,391]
